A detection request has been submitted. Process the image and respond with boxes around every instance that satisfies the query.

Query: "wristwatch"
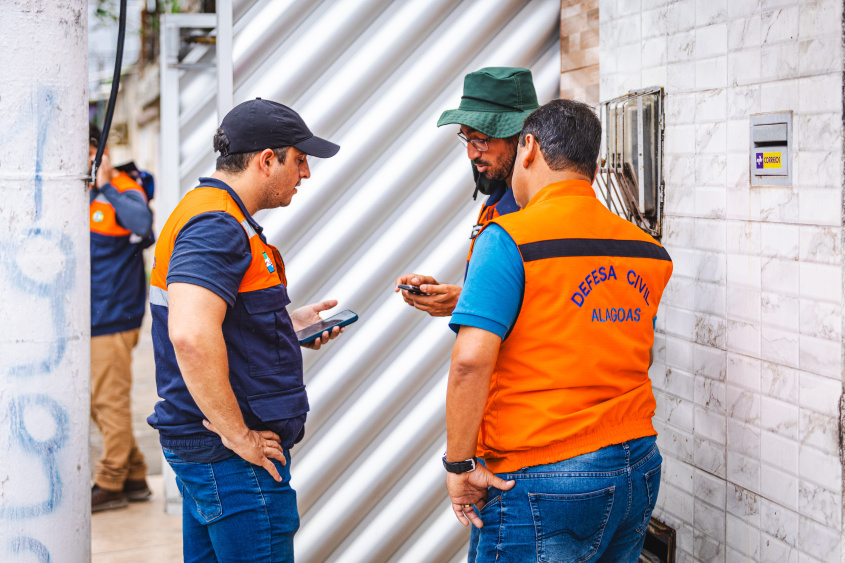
[442,455,477,474]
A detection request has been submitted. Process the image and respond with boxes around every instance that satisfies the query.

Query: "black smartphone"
[397,284,429,296]
[295,309,358,345]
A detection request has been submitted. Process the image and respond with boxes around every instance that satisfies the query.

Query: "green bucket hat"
[437,67,540,138]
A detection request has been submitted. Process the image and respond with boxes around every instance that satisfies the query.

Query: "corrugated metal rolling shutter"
[170,1,560,560]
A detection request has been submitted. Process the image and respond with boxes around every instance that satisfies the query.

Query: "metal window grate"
[596,86,665,238]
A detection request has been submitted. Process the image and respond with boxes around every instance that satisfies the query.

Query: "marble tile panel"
[727,319,761,356]
[727,353,762,391]
[760,42,800,81]
[727,85,761,120]
[727,0,763,19]
[798,227,840,266]
[798,481,841,530]
[760,7,799,45]
[798,409,838,455]
[660,366,697,402]
[798,35,842,77]
[662,453,696,493]
[760,257,799,297]
[760,292,799,331]
[727,253,762,290]
[728,450,761,493]
[725,544,758,562]
[696,23,728,58]
[666,246,695,278]
[726,153,750,190]
[694,342,728,381]
[794,150,840,189]
[661,482,696,523]
[760,326,799,368]
[667,30,696,63]
[726,514,761,560]
[696,250,727,284]
[727,418,761,459]
[642,65,668,88]
[797,445,841,490]
[642,36,668,68]
[761,361,798,403]
[696,122,728,154]
[696,376,727,414]
[641,5,670,39]
[666,334,696,373]
[760,429,799,475]
[696,56,728,90]
[667,60,698,94]
[694,532,727,561]
[760,465,799,510]
[660,422,696,463]
[695,468,728,508]
[666,305,697,340]
[727,483,760,524]
[666,186,697,216]
[695,88,728,124]
[760,395,799,440]
[696,0,727,26]
[666,124,697,154]
[797,516,841,562]
[665,216,696,249]
[696,405,728,443]
[695,313,727,349]
[662,275,696,309]
[760,499,799,547]
[665,394,696,432]
[760,79,799,114]
[797,189,840,227]
[696,436,728,478]
[667,92,697,124]
[726,119,749,153]
[728,48,762,87]
[752,187,798,223]
[696,186,728,219]
[666,0,697,33]
[726,221,761,256]
[759,223,799,260]
[798,262,840,303]
[758,531,799,563]
[728,15,761,52]
[797,0,842,39]
[795,114,841,153]
[797,371,841,417]
[798,74,842,115]
[798,299,840,341]
[697,155,729,189]
[727,385,760,424]
[696,498,728,542]
[666,154,697,189]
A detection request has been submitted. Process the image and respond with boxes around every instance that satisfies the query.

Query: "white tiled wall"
[599,0,843,560]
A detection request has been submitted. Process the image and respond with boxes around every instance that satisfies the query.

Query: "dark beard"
[475,137,518,181]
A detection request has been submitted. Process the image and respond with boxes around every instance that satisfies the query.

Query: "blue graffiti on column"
[0,395,68,519]
[10,537,50,563]
[32,88,54,220]
[3,228,75,377]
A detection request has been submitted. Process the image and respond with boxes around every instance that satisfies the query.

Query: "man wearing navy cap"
[148,98,341,562]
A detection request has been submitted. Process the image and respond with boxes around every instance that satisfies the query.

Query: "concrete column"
[0,1,91,560]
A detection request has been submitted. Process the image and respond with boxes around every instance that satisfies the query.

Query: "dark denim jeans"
[163,448,298,563]
[468,436,662,563]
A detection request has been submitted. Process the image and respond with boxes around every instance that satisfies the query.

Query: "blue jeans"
[163,448,298,562]
[468,436,662,563]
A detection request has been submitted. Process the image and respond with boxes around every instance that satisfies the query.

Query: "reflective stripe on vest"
[90,171,147,237]
[469,179,673,473]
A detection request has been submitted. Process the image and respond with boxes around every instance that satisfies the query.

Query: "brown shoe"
[123,479,152,502]
[91,485,128,512]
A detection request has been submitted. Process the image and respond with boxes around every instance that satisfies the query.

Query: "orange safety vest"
[471,179,673,473]
[89,171,148,237]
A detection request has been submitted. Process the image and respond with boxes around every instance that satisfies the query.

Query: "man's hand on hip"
[394,273,461,317]
[203,420,286,482]
[446,464,514,528]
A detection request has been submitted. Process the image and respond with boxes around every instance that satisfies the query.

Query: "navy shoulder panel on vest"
[495,188,520,216]
[518,238,672,263]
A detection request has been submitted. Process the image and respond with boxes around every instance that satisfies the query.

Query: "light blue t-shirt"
[449,224,524,339]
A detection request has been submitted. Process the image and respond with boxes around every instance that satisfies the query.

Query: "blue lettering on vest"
[627,269,651,306]
[591,307,642,323]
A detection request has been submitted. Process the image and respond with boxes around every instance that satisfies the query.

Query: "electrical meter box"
[750,112,792,187]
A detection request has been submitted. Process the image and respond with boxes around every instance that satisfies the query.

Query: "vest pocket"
[528,486,615,563]
[247,386,310,447]
[239,285,291,376]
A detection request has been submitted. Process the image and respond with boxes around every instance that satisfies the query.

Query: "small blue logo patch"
[262,252,275,273]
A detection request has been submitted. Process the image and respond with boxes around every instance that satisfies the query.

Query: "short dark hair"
[213,127,289,173]
[519,99,602,178]
[89,122,102,148]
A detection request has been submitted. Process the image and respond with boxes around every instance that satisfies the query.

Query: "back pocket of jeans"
[528,485,615,563]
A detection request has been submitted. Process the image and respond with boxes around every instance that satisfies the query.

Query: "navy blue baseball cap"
[219,98,340,158]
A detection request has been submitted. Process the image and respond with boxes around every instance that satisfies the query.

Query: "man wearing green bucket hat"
[395,67,540,315]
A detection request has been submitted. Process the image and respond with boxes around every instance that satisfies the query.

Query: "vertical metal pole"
[216,0,234,121]
[159,16,182,229]
[0,1,91,560]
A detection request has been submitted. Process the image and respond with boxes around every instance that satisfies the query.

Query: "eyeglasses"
[457,132,489,152]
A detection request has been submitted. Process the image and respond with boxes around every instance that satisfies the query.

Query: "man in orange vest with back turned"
[443,99,673,562]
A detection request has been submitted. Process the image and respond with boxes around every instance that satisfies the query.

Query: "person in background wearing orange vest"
[394,68,539,314]
[147,99,342,562]
[443,100,673,562]
[88,123,155,511]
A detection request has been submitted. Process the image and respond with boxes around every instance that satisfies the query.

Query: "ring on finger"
[461,504,473,508]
